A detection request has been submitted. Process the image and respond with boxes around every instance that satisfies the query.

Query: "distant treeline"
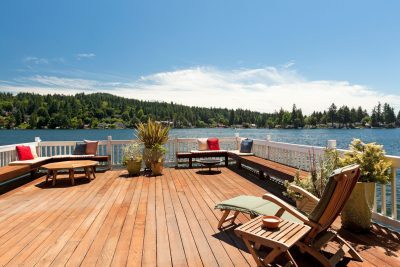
[0,92,399,129]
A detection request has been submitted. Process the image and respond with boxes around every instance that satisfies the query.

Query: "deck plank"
[165,169,204,267]
[176,169,245,266]
[0,167,398,267]
[110,176,144,267]
[126,176,150,267]
[154,175,172,267]
[0,175,105,265]
[160,170,188,267]
[5,171,114,266]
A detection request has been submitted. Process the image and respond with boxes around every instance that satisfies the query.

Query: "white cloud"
[23,56,49,65]
[1,66,399,114]
[76,53,96,60]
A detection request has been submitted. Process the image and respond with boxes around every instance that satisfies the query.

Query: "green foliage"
[285,148,340,200]
[150,143,167,163]
[136,118,170,148]
[339,139,392,184]
[0,92,399,129]
[122,143,142,165]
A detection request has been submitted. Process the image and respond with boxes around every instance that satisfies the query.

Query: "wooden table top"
[235,216,311,249]
[42,160,99,170]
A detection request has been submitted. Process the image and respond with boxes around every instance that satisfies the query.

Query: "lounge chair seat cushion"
[9,157,51,166]
[215,195,302,223]
[228,150,254,156]
[51,154,95,159]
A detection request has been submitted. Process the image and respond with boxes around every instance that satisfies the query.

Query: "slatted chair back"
[307,164,360,239]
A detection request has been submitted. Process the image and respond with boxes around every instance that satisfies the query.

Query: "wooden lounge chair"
[216,164,363,266]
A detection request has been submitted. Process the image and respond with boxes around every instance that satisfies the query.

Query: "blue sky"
[0,0,399,113]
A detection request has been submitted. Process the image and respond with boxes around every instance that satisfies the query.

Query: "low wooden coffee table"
[42,160,99,186]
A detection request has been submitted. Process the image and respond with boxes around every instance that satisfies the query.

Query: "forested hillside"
[0,92,399,129]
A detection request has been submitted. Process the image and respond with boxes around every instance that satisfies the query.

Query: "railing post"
[381,184,387,216]
[327,140,336,149]
[235,133,240,150]
[391,167,397,219]
[174,138,178,166]
[35,137,42,157]
[265,135,271,159]
[107,136,112,165]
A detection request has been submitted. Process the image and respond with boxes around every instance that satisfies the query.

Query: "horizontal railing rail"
[0,136,398,229]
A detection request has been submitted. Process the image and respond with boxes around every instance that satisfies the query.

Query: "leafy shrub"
[339,139,391,184]
[285,148,339,200]
[136,118,170,148]
[122,143,142,165]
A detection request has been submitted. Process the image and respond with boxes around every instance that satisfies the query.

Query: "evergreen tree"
[328,103,337,127]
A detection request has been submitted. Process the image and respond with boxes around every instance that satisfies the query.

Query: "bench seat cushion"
[190,150,227,153]
[228,150,254,156]
[215,195,302,223]
[9,157,51,166]
[52,154,95,159]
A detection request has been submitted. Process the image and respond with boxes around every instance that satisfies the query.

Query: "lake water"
[1,128,400,155]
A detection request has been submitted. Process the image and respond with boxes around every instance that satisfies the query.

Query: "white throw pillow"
[29,145,39,158]
[197,138,209,151]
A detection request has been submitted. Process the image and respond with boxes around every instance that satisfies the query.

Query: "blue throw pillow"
[240,139,253,153]
[73,143,87,155]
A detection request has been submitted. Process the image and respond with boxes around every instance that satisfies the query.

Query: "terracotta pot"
[126,159,142,176]
[342,182,376,232]
[151,160,164,176]
[143,147,152,169]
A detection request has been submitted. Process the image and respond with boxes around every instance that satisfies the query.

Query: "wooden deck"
[0,167,399,266]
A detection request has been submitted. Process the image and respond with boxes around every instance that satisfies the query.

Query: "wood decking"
[0,167,399,266]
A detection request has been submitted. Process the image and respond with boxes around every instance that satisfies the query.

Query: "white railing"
[1,136,398,229]
[0,142,38,166]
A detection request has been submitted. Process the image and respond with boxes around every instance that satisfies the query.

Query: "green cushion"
[215,195,302,224]
[253,201,302,224]
[215,195,268,216]
[308,175,337,222]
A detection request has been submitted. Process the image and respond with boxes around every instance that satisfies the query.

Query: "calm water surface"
[1,128,399,155]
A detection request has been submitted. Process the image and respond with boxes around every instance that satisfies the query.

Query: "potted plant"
[285,148,339,214]
[339,139,392,232]
[136,118,170,168]
[150,144,167,176]
[122,143,142,176]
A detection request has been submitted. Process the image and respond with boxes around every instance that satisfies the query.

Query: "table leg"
[242,238,264,267]
[84,167,89,179]
[263,246,284,266]
[91,166,96,179]
[283,251,297,267]
[52,170,57,186]
[46,170,51,184]
[69,169,75,186]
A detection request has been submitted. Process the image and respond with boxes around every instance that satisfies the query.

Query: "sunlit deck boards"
[0,168,399,266]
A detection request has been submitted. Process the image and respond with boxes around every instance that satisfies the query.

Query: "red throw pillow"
[207,138,220,150]
[16,145,34,160]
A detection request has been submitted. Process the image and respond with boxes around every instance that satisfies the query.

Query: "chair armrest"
[262,193,317,227]
[288,184,320,203]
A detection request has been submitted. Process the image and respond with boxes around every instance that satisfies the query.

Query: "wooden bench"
[176,151,229,168]
[0,165,32,183]
[228,153,309,181]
